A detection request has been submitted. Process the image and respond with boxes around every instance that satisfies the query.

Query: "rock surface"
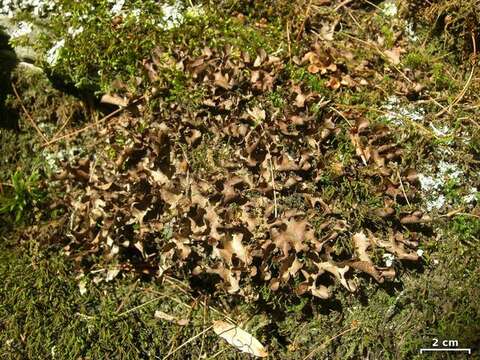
[0,15,40,62]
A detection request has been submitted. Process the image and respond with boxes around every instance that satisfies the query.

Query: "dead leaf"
[326,76,341,90]
[247,107,266,123]
[213,321,268,358]
[100,94,129,107]
[271,218,314,257]
[214,72,232,90]
[106,268,120,282]
[384,47,402,65]
[78,280,87,295]
[154,310,189,326]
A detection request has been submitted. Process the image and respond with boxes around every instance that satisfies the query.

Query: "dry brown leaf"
[154,310,189,326]
[213,321,268,358]
[207,265,240,293]
[352,232,371,262]
[349,133,370,165]
[279,254,303,282]
[369,231,419,261]
[100,94,129,107]
[275,154,301,171]
[214,72,232,89]
[216,233,250,265]
[316,261,356,292]
[298,270,331,299]
[307,64,321,74]
[319,20,337,41]
[247,107,266,123]
[384,47,402,65]
[326,76,341,90]
[271,218,314,257]
[295,93,306,108]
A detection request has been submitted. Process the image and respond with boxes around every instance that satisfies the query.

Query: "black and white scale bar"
[420,348,472,354]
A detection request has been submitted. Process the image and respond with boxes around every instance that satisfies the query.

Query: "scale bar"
[420,348,471,354]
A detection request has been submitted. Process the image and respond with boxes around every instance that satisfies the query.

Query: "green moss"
[380,24,395,49]
[403,51,426,70]
[268,89,286,108]
[431,63,455,91]
[450,215,480,242]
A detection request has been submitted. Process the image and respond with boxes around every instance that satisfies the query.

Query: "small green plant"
[380,24,395,48]
[450,215,480,242]
[268,90,285,108]
[0,170,45,223]
[403,50,426,69]
[443,178,461,203]
[432,63,454,90]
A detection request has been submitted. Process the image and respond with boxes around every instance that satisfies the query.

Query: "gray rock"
[0,15,40,63]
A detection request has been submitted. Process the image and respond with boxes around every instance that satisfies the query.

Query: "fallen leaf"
[78,280,87,295]
[213,320,268,357]
[106,268,120,282]
[100,94,129,107]
[384,47,402,65]
[214,72,232,90]
[247,106,266,123]
[154,310,189,326]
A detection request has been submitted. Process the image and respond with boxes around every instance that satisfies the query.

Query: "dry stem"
[11,82,48,143]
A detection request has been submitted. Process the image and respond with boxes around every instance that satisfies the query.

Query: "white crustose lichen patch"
[42,145,85,174]
[417,160,469,212]
[383,253,395,267]
[381,1,398,17]
[381,96,425,125]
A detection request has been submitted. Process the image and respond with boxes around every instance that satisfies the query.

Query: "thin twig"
[286,20,292,62]
[162,325,214,360]
[197,297,208,360]
[330,106,353,127]
[440,208,465,218]
[207,348,228,359]
[116,295,165,318]
[142,286,235,323]
[471,31,477,63]
[464,117,480,128]
[302,324,359,360]
[346,10,361,28]
[398,113,437,138]
[115,279,139,313]
[268,154,278,218]
[440,209,480,219]
[164,275,191,295]
[456,213,480,219]
[11,82,48,143]
[425,96,447,111]
[43,95,145,147]
[296,0,313,42]
[363,0,382,11]
[397,170,411,207]
[341,32,412,84]
[435,66,475,118]
[334,0,353,12]
[52,111,74,140]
